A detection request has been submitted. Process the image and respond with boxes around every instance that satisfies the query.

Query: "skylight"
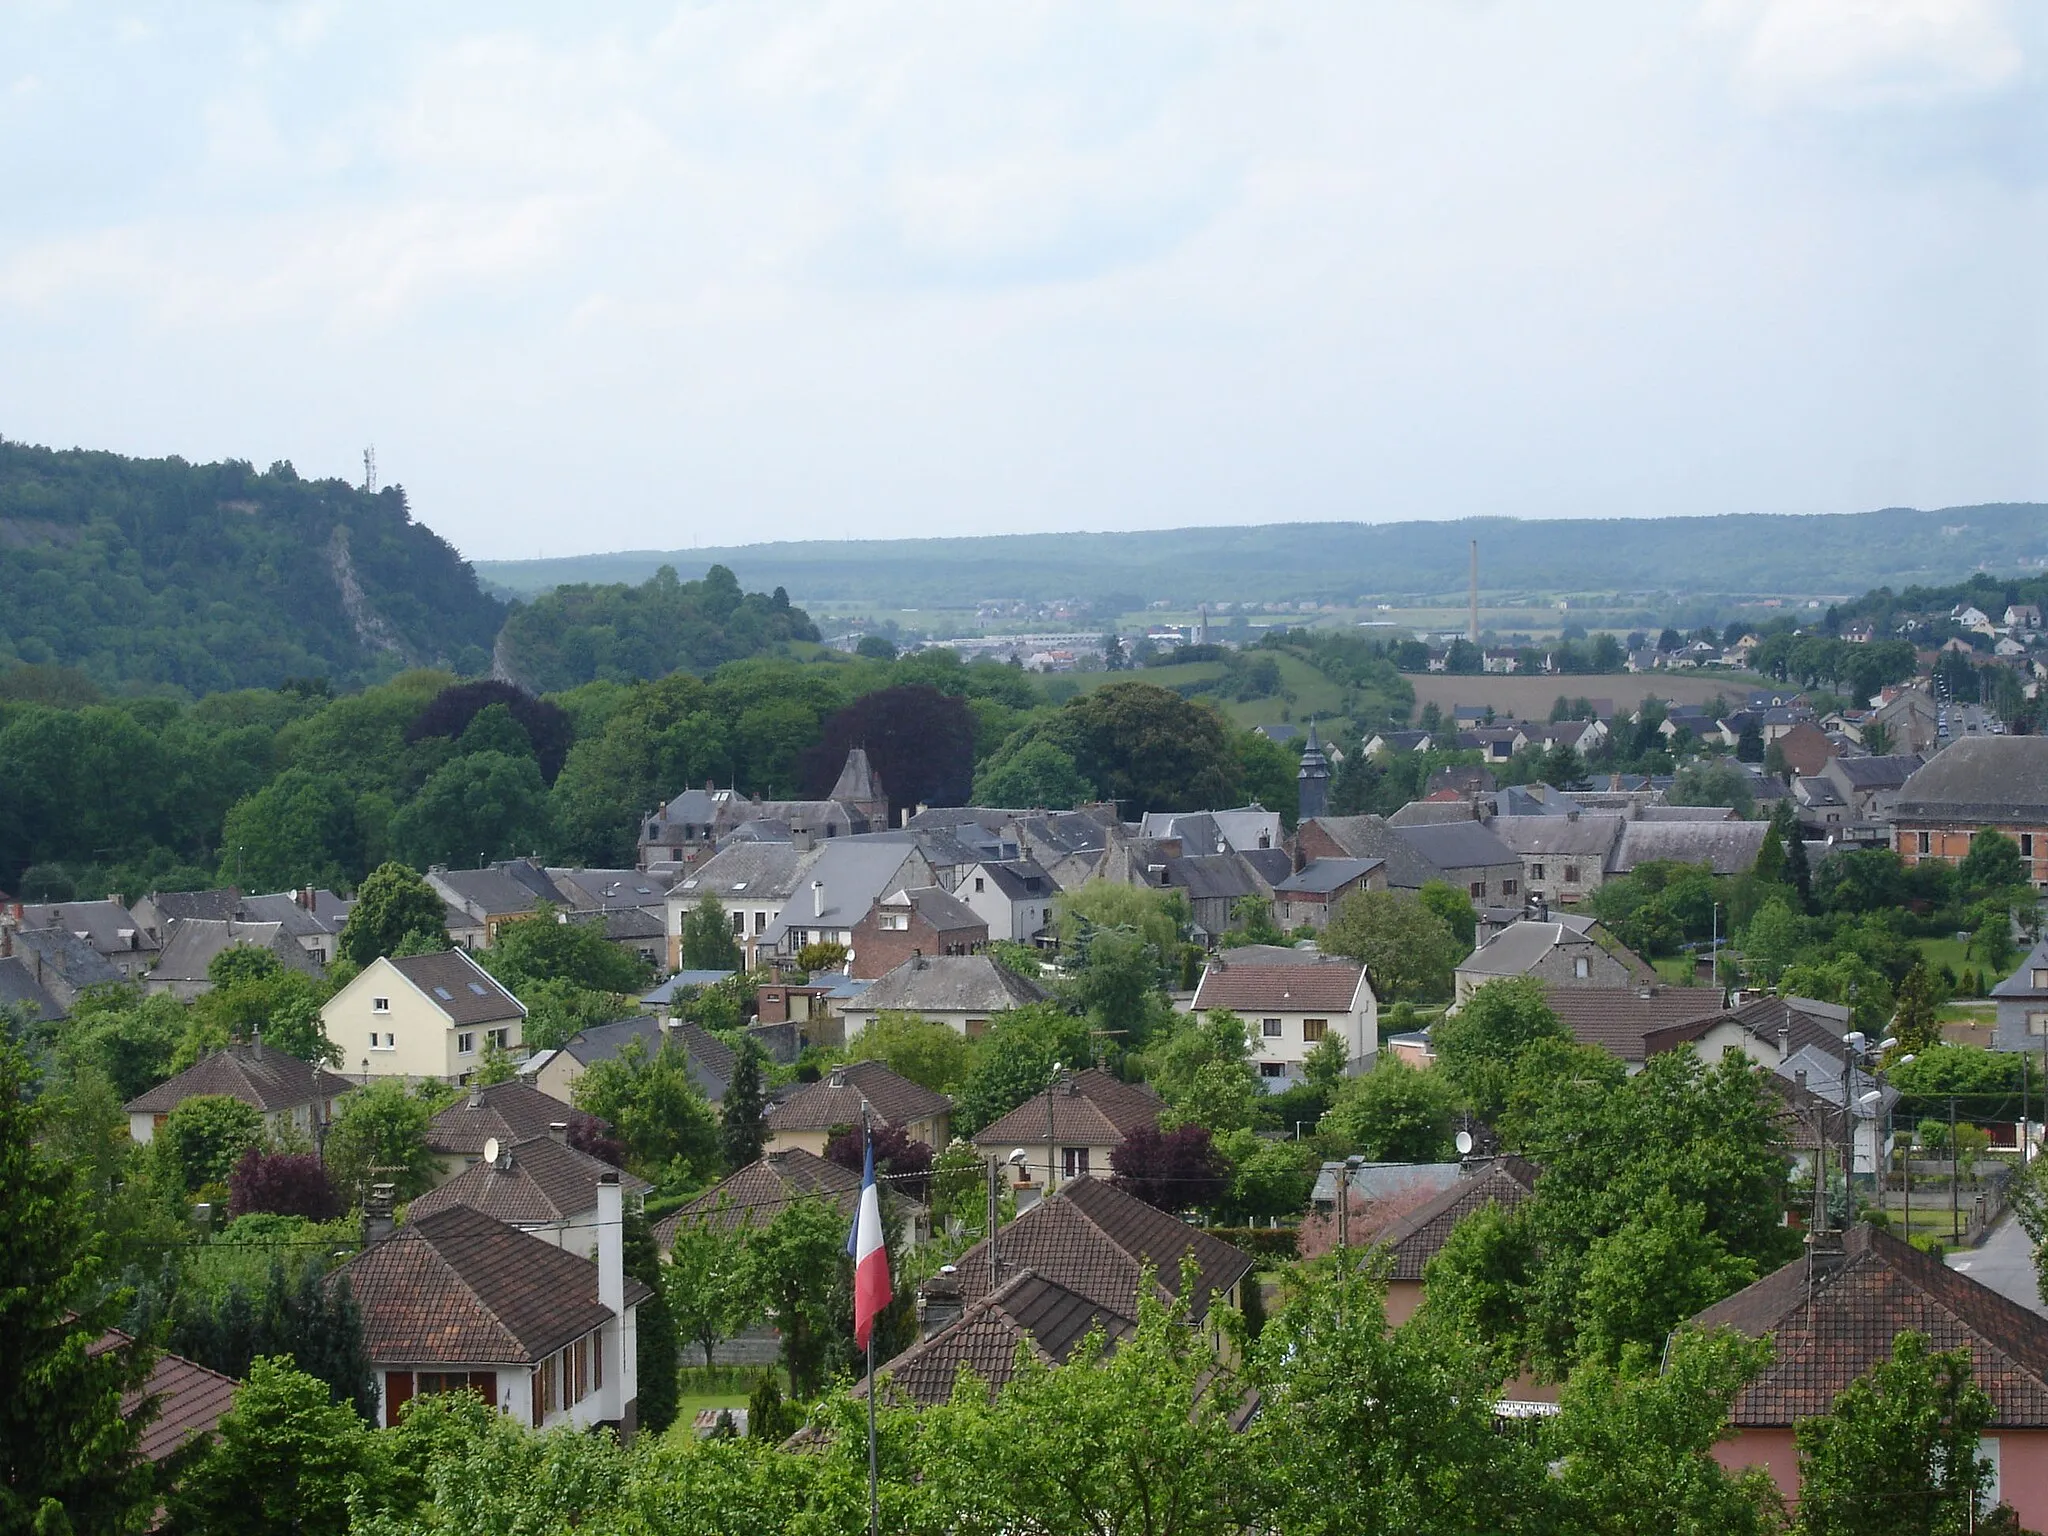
[433,986,453,1000]
[468,982,489,996]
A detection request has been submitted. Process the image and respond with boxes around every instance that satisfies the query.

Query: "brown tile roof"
[1369,1157,1539,1281]
[1542,985,1728,1062]
[428,1081,602,1157]
[405,1135,650,1227]
[973,1068,1163,1149]
[653,1148,862,1245]
[1191,958,1368,1014]
[765,1060,951,1134]
[1643,993,1848,1063]
[333,1203,651,1366]
[388,950,525,1025]
[859,1270,1137,1407]
[1692,1224,2048,1428]
[948,1175,1253,1322]
[107,1334,238,1463]
[124,1040,357,1116]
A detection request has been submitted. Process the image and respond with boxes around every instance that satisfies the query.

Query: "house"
[1610,819,1772,877]
[838,954,1050,1043]
[1892,737,2048,893]
[427,1079,609,1180]
[1189,954,1377,1086]
[1540,984,1731,1069]
[848,887,987,979]
[1452,919,1654,1003]
[764,1061,951,1157]
[1791,775,1849,832]
[1872,685,1941,756]
[320,950,527,1083]
[955,860,1057,945]
[334,1189,648,1435]
[542,868,670,967]
[1389,799,1485,828]
[973,1068,1164,1193]
[1156,851,1273,940]
[1362,729,1431,758]
[1484,813,1625,906]
[864,1270,1138,1409]
[18,898,157,979]
[1992,940,2048,1054]
[1694,1224,2048,1525]
[0,924,124,1014]
[236,888,353,968]
[1371,1157,1539,1325]
[1137,806,1285,856]
[939,1174,1254,1324]
[1819,752,1923,823]
[1310,1160,1463,1211]
[663,842,810,969]
[117,1336,239,1466]
[1270,858,1386,931]
[1771,720,1839,779]
[653,1148,862,1248]
[759,837,940,967]
[425,859,570,947]
[1389,821,1523,905]
[0,956,64,1023]
[144,918,324,1001]
[130,888,243,946]
[636,749,894,874]
[123,1040,356,1146]
[523,1017,735,1106]
[406,1132,651,1258]
[1295,816,1444,891]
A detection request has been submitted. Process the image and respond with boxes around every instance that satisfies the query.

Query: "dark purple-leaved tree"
[1110,1123,1230,1213]
[824,1122,934,1201]
[405,679,575,784]
[228,1147,343,1221]
[801,684,974,822]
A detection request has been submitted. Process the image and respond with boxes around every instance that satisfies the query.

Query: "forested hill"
[0,442,506,692]
[476,503,2048,606]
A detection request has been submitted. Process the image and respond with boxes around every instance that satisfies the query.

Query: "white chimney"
[595,1170,626,1420]
[812,879,825,919]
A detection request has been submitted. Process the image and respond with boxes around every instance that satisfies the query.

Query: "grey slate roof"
[10,925,126,991]
[1612,818,1771,875]
[0,957,64,1021]
[19,899,157,956]
[1895,736,2048,822]
[234,893,345,942]
[1391,820,1520,873]
[144,889,242,924]
[1302,816,1442,889]
[847,954,1049,1015]
[1272,857,1383,896]
[1388,800,1484,828]
[887,886,984,934]
[1458,921,1610,980]
[1993,941,2048,1001]
[125,1040,357,1115]
[151,920,322,985]
[1164,852,1265,904]
[1484,813,1625,860]
[1828,754,1924,790]
[431,860,568,917]
[762,837,927,939]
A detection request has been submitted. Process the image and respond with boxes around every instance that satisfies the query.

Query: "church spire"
[1297,719,1330,823]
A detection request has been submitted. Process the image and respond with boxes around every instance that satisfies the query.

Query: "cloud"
[1703,0,2026,109]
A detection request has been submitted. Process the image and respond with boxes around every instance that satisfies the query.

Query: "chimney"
[1777,1024,1790,1064]
[595,1171,626,1411]
[549,1121,568,1145]
[1014,1182,1044,1215]
[362,1183,397,1246]
[812,879,825,919]
[900,806,911,829]
[917,1268,964,1340]
[793,828,815,854]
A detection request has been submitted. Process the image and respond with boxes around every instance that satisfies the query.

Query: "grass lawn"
[1917,934,1980,977]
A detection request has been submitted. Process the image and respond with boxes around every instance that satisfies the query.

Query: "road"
[1948,1214,2046,1316]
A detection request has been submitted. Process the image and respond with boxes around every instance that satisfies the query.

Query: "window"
[1917,831,1931,855]
[1063,1147,1090,1178]
[1259,1062,1286,1078]
[416,1371,495,1407]
[2024,834,2036,858]
[1563,864,1580,883]
[1468,881,1484,899]
[487,1027,510,1051]
[754,910,767,933]
[730,911,745,935]
[533,1357,555,1425]
[879,913,908,931]
[2033,969,2048,989]
[370,1032,395,1051]
[372,997,390,1014]
[457,1032,475,1055]
[1302,1019,1328,1043]
[974,876,986,893]
[1573,957,1590,979]
[1530,863,1545,881]
[2031,1013,2048,1037]
[1262,1018,1283,1038]
[966,1018,990,1037]
[1502,879,1518,897]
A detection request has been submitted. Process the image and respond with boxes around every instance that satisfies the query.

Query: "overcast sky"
[2,2,2043,560]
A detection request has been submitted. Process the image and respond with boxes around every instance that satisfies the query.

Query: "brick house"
[1892,737,2048,893]
[1695,1225,2048,1524]
[849,887,987,979]
[1771,720,1839,779]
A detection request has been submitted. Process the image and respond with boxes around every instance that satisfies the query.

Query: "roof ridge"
[396,1218,532,1362]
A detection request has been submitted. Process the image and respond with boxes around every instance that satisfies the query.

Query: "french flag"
[846,1133,892,1352]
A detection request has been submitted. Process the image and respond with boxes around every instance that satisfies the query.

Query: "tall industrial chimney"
[1468,539,1480,646]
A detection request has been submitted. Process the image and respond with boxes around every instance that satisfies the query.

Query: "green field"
[1073,652,1359,729]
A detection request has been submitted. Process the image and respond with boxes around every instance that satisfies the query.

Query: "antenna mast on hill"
[362,446,377,494]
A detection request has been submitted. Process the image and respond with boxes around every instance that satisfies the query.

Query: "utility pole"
[1951,1095,1961,1243]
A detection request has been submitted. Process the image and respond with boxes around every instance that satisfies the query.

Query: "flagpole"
[864,1107,881,1536]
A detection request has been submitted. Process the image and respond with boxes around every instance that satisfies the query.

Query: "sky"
[1,2,2044,560]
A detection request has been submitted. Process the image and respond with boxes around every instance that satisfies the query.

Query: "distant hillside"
[0,442,506,693]
[475,504,2048,608]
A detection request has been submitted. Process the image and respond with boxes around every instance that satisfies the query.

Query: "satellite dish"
[482,1137,500,1166]
[1454,1130,1474,1156]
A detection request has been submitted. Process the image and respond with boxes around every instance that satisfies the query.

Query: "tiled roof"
[109,1334,238,1463]
[947,1176,1253,1322]
[765,1060,951,1134]
[1692,1224,2048,1428]
[1542,985,1727,1061]
[1369,1158,1539,1281]
[124,1040,358,1115]
[388,950,525,1025]
[847,955,1048,1016]
[655,1148,862,1243]
[1643,994,1848,1063]
[974,1068,1164,1149]
[406,1135,650,1226]
[335,1204,650,1366]
[1192,959,1367,1013]
[860,1270,1137,1407]
[428,1081,601,1156]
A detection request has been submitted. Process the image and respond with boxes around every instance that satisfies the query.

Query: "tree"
[952,1004,1092,1135]
[56,986,185,1101]
[719,1044,768,1172]
[1109,1123,1230,1213]
[1738,898,1809,986]
[573,1040,721,1193]
[1214,1129,1316,1224]
[795,939,848,974]
[1144,1009,1258,1124]
[483,910,651,994]
[189,964,339,1067]
[663,1221,754,1367]
[1321,1058,1459,1162]
[846,1012,974,1093]
[166,1357,375,1536]
[1780,952,1895,1037]
[824,1123,933,1200]
[228,1148,341,1221]
[1053,681,1240,815]
[387,751,554,871]
[1736,718,1764,762]
[1321,889,1461,1002]
[1959,828,2028,901]
[216,770,370,894]
[0,1041,157,1536]
[322,1078,438,1203]
[1891,961,1942,1057]
[1431,978,1569,1125]
[971,738,1094,810]
[1417,879,1477,953]
[622,1209,680,1437]
[679,894,744,972]
[800,685,975,822]
[1670,760,1756,817]
[1052,880,1183,961]
[163,1094,268,1193]
[743,1197,849,1399]
[1793,1332,1994,1536]
[1570,1194,1758,1369]
[404,678,574,784]
[336,862,447,967]
[854,633,897,661]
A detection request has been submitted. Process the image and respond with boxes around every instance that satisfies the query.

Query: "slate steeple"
[1296,720,1330,824]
